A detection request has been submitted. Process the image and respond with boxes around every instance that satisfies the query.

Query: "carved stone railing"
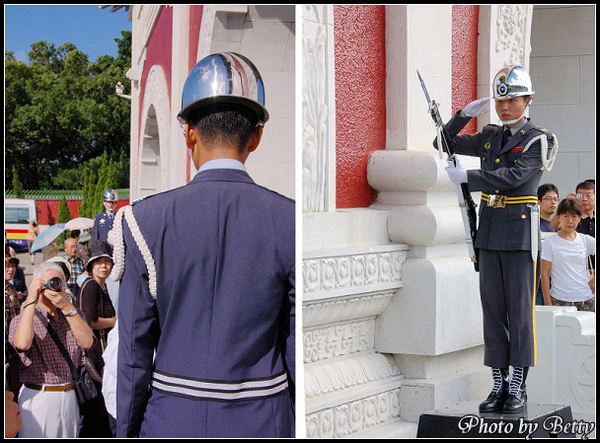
[528,306,596,424]
[303,244,410,437]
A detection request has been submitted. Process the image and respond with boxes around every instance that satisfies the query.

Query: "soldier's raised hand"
[461,97,490,118]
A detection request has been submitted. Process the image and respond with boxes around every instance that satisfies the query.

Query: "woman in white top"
[541,198,595,311]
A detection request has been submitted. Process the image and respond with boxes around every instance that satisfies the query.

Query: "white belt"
[151,370,288,402]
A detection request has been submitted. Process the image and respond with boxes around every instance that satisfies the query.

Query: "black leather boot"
[502,367,529,414]
[479,368,509,413]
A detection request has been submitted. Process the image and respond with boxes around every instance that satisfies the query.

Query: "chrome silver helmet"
[103,189,119,202]
[493,66,535,100]
[178,52,269,124]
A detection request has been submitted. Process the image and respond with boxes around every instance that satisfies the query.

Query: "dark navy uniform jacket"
[437,112,554,252]
[92,211,115,244]
[116,168,295,438]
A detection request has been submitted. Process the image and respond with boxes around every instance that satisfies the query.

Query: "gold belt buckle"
[488,195,506,208]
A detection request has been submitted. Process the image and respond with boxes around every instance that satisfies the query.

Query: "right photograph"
[301,5,595,439]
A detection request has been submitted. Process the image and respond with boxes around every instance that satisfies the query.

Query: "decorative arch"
[139,65,170,197]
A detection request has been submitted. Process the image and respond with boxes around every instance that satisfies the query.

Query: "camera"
[575,193,583,200]
[42,276,63,292]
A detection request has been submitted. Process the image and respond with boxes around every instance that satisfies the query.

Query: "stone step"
[349,417,418,438]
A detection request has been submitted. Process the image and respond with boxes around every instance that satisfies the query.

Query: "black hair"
[576,180,595,194]
[186,103,259,154]
[537,183,559,201]
[556,198,583,218]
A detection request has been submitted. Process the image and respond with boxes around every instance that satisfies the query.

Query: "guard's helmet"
[493,66,535,100]
[103,189,119,202]
[178,52,269,125]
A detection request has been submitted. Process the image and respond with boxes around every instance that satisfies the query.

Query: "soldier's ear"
[185,123,199,151]
[246,125,263,154]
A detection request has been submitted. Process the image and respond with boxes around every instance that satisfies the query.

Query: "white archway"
[138,65,170,197]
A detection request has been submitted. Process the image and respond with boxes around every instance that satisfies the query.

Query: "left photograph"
[5,5,296,438]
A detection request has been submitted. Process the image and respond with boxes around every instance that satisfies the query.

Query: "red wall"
[138,6,204,185]
[36,200,129,226]
[334,5,386,209]
[451,5,479,135]
[138,6,174,137]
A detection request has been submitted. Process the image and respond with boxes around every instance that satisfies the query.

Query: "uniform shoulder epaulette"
[130,184,185,206]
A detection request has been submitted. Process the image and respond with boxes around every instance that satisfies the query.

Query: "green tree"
[11,166,24,199]
[5,31,131,191]
[51,149,129,190]
[79,151,121,218]
[56,197,73,248]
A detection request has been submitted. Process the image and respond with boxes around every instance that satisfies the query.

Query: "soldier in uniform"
[92,189,119,243]
[113,52,295,437]
[436,66,556,414]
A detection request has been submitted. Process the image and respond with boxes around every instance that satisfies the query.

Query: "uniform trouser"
[479,249,537,369]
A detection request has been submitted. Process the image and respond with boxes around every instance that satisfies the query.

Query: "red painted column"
[452,5,479,135]
[334,5,386,209]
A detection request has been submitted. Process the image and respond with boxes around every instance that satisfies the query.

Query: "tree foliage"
[11,166,24,199]
[5,31,132,191]
[78,151,122,219]
[56,196,73,248]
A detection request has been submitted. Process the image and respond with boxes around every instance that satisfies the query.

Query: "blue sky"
[5,5,132,63]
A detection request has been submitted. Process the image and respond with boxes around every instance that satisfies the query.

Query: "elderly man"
[9,261,94,438]
[63,237,85,298]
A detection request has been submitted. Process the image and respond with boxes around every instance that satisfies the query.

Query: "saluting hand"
[461,97,490,118]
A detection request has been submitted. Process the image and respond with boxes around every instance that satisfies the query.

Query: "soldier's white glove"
[461,97,490,118]
[445,156,468,184]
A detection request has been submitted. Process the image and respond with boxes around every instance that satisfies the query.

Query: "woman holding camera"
[76,241,117,437]
[8,261,94,438]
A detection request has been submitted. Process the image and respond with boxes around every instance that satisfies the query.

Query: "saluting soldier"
[113,52,295,438]
[437,66,557,414]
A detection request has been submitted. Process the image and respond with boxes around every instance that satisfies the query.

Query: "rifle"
[416,70,479,272]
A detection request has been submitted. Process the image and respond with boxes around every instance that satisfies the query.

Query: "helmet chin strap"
[500,100,531,126]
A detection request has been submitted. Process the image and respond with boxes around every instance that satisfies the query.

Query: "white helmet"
[493,66,535,100]
[178,52,269,125]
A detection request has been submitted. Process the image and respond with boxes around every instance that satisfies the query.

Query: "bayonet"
[417,70,442,128]
[417,70,480,271]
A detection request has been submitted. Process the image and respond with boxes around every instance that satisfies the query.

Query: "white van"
[5,198,37,251]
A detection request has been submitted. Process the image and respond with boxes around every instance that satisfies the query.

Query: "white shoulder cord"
[521,133,559,172]
[108,208,125,281]
[108,205,158,299]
